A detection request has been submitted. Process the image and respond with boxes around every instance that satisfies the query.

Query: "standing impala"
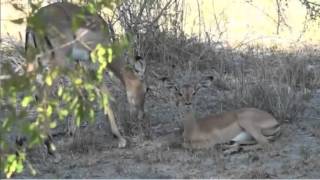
[25,2,147,149]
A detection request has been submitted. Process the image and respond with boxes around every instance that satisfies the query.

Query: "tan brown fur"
[25,2,147,148]
[183,108,280,149]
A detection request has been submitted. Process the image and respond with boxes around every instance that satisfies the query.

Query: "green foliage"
[1,0,125,178]
[3,153,25,178]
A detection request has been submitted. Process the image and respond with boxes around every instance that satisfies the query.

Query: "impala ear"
[197,75,214,89]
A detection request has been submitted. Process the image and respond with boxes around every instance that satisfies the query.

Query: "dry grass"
[145,34,320,123]
[212,46,320,122]
[67,126,108,154]
[1,1,320,178]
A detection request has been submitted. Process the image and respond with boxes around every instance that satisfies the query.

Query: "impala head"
[156,60,213,107]
[25,28,54,73]
[163,72,213,107]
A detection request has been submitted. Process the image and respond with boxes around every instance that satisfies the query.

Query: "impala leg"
[238,120,269,145]
[67,115,77,136]
[100,84,127,148]
[104,105,127,148]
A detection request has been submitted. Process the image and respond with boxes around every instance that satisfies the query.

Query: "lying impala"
[25,2,147,150]
[182,108,281,149]
[160,65,280,149]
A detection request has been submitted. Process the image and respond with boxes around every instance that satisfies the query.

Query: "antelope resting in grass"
[159,63,280,149]
[24,2,147,150]
[182,108,281,149]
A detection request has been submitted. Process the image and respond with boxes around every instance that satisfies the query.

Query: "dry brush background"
[1,0,320,178]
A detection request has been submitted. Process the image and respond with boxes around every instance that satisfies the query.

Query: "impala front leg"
[101,84,127,148]
[104,105,127,148]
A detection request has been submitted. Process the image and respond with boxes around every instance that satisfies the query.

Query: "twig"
[151,0,173,26]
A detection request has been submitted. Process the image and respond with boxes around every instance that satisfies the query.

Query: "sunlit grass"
[1,0,320,48]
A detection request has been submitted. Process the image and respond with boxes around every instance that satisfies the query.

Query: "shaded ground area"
[2,38,320,178]
[15,74,320,179]
[16,113,320,178]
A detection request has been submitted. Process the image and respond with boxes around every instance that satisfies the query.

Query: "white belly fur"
[231,131,254,142]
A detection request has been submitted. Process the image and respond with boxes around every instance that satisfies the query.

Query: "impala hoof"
[118,138,127,148]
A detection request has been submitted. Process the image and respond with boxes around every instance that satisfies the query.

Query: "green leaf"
[21,96,33,107]
[88,91,96,101]
[50,121,57,129]
[46,105,53,117]
[58,109,69,120]
[51,68,59,79]
[61,109,69,116]
[97,46,106,60]
[62,93,72,102]
[57,86,63,97]
[2,118,10,129]
[45,75,53,86]
[5,156,18,178]
[90,50,98,63]
[85,84,95,90]
[16,162,24,173]
[102,92,109,111]
[89,109,95,119]
[37,107,44,113]
[75,116,81,127]
[86,3,97,14]
[107,48,113,63]
[29,136,41,147]
[74,78,83,85]
[7,155,16,163]
[40,133,47,139]
[28,122,38,131]
[70,97,79,109]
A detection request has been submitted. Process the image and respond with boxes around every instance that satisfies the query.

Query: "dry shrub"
[276,56,320,89]
[0,38,25,76]
[220,82,311,122]
[210,46,320,122]
[147,32,319,124]
[68,127,105,154]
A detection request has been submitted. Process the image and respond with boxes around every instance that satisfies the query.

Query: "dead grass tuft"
[68,127,106,154]
[206,46,320,123]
